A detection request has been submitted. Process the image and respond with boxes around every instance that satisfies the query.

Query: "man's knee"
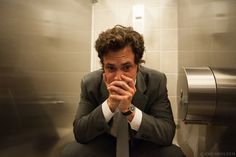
[158,144,186,157]
[60,141,102,157]
[60,135,116,157]
[61,141,80,157]
[131,142,185,157]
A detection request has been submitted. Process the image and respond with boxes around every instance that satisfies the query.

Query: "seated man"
[61,25,186,157]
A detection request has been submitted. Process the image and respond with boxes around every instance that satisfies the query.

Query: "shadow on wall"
[208,125,236,152]
[0,66,60,156]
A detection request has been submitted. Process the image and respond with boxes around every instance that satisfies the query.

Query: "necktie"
[116,112,129,157]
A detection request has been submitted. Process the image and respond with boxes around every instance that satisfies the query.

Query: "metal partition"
[0,0,91,156]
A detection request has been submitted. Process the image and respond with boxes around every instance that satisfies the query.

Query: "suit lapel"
[132,70,148,111]
[100,78,109,103]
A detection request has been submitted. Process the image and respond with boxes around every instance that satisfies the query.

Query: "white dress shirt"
[102,100,142,131]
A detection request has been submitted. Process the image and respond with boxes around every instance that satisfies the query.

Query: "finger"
[108,85,130,96]
[121,75,136,90]
[109,81,136,95]
[120,75,136,95]
[104,74,120,95]
[110,93,131,101]
[109,80,130,91]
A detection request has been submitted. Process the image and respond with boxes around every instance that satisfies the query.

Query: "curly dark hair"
[95,25,145,65]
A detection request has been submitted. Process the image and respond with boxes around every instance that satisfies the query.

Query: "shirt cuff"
[102,100,115,122]
[129,107,142,131]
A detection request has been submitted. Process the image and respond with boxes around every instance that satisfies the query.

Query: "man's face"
[103,45,138,84]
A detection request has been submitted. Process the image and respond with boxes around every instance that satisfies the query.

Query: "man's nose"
[114,70,123,81]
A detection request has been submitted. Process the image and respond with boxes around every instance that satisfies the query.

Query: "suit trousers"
[61,134,186,157]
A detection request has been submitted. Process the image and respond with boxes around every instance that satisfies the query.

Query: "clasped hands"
[103,74,136,113]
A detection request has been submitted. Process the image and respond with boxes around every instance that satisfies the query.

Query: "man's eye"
[106,66,116,72]
[123,65,131,71]
[109,67,114,70]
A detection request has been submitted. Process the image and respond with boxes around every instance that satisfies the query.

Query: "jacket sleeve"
[134,73,176,146]
[73,77,110,144]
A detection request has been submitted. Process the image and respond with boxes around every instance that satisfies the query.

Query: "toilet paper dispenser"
[180,66,236,124]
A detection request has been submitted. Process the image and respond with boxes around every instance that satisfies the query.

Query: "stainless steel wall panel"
[0,0,92,156]
[177,0,236,156]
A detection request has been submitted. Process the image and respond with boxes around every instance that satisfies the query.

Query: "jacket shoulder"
[82,69,103,87]
[139,66,166,81]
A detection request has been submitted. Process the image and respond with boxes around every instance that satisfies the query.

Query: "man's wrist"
[122,104,136,116]
[102,100,115,122]
[129,107,142,131]
[107,98,117,113]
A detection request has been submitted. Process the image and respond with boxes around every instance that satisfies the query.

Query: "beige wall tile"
[166,74,177,97]
[160,29,178,50]
[145,6,160,29]
[178,1,192,28]
[169,96,178,120]
[134,0,160,7]
[93,0,118,10]
[178,29,193,51]
[211,33,236,51]
[160,0,177,7]
[209,52,236,68]
[144,30,160,51]
[94,10,119,30]
[160,51,178,73]
[160,7,177,28]
[117,7,133,26]
[179,51,210,68]
[191,29,212,51]
[143,52,160,70]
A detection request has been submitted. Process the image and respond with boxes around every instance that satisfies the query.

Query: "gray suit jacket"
[73,66,176,146]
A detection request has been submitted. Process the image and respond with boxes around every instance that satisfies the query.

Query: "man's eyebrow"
[105,63,115,66]
[121,62,132,66]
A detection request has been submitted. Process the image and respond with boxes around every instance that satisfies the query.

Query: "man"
[62,25,185,157]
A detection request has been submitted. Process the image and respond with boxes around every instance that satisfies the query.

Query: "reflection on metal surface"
[181,66,236,124]
[213,68,236,124]
[181,67,217,123]
[0,0,91,156]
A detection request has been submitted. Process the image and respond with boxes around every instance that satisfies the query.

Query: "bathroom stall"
[1,0,236,157]
[0,0,91,156]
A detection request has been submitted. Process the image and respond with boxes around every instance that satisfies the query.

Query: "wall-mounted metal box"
[180,67,236,124]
